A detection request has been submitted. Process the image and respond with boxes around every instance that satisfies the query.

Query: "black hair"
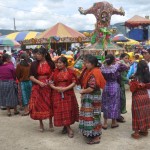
[57,56,68,67]
[0,54,11,65]
[32,48,38,54]
[3,50,6,54]
[105,54,115,66]
[37,47,55,70]
[120,53,129,59]
[135,60,150,83]
[20,53,29,67]
[86,55,99,67]
[83,54,93,61]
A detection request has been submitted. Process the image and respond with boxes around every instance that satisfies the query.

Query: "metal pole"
[66,43,67,50]
[14,18,16,31]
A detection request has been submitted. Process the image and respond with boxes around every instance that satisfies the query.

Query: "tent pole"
[66,43,67,50]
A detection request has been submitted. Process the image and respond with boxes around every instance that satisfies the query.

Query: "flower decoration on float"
[99,27,111,50]
[91,27,111,50]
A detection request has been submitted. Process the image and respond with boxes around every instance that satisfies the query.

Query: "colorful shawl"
[82,68,106,89]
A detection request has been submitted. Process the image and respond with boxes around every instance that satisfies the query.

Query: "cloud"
[0,0,149,31]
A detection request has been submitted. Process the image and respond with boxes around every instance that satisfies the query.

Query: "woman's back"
[16,64,30,82]
[101,64,120,82]
[0,63,15,80]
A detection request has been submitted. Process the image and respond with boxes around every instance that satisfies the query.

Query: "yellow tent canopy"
[117,38,139,45]
[146,40,150,45]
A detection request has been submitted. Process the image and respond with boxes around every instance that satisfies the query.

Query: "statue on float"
[79,1,125,50]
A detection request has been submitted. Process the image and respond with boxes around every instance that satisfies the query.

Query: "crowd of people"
[0,47,150,144]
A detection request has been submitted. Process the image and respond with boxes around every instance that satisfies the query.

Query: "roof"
[37,23,85,39]
[80,41,124,54]
[125,15,150,27]
[2,31,40,42]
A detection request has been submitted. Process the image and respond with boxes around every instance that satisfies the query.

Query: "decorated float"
[74,1,125,70]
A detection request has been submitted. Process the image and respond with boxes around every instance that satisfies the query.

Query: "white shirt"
[11,57,16,68]
[148,62,150,72]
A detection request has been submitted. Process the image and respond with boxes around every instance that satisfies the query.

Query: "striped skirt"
[20,81,32,106]
[0,80,18,107]
[79,91,102,137]
[132,89,150,131]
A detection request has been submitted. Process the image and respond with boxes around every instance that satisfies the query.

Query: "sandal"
[68,132,74,138]
[87,140,100,145]
[62,127,67,134]
[38,128,44,132]
[139,131,148,136]
[1,107,6,110]
[49,127,54,132]
[131,133,141,139]
[7,112,11,117]
[117,116,125,123]
[111,124,119,128]
[102,125,108,130]
[14,111,20,115]
[121,110,127,114]
[49,124,54,132]
[22,112,29,116]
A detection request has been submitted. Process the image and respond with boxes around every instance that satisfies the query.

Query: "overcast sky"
[0,0,149,31]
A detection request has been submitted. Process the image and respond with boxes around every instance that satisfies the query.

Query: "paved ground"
[0,90,150,150]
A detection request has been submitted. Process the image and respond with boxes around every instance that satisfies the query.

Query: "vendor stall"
[22,23,90,50]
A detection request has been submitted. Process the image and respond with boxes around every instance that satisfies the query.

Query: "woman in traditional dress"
[79,54,93,87]
[16,53,32,116]
[29,48,55,132]
[130,60,150,139]
[49,57,79,138]
[0,54,19,116]
[79,55,106,144]
[101,54,128,129]
[117,53,130,122]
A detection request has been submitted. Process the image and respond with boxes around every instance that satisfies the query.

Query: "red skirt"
[132,89,150,131]
[29,84,53,120]
[52,90,79,127]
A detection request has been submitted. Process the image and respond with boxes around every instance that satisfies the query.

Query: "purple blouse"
[100,63,128,82]
[0,63,16,80]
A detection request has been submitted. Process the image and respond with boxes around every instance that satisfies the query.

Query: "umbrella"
[0,37,20,47]
[112,34,129,42]
[2,31,40,42]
